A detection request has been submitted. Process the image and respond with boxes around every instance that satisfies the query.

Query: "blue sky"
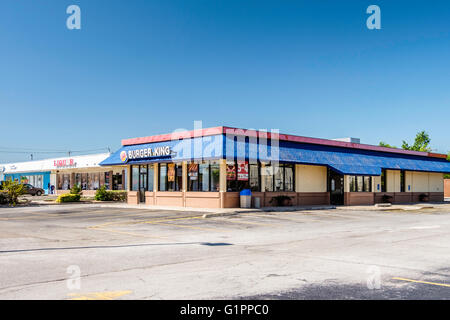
[1,0,449,163]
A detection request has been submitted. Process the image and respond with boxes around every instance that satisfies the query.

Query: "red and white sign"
[237,161,249,181]
[54,159,75,168]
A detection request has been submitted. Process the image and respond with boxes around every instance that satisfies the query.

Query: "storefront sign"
[188,163,198,180]
[226,164,236,181]
[168,163,175,182]
[124,146,171,162]
[237,161,249,181]
[54,159,75,168]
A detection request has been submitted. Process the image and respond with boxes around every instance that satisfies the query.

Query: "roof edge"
[120,126,448,160]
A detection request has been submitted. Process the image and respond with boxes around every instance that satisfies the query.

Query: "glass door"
[139,165,148,203]
[328,168,344,205]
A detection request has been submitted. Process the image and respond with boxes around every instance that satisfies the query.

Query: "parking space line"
[242,213,319,223]
[68,290,132,300]
[392,277,450,288]
[210,217,278,227]
[88,226,171,240]
[145,221,229,232]
[90,215,205,229]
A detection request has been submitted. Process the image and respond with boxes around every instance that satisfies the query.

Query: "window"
[130,165,153,192]
[92,173,100,190]
[210,162,220,192]
[349,176,356,192]
[188,161,221,192]
[227,161,259,192]
[263,165,273,192]
[199,163,210,191]
[188,163,199,191]
[284,165,294,192]
[263,163,295,192]
[159,164,167,191]
[166,163,182,191]
[100,172,111,190]
[62,174,70,190]
[249,164,260,191]
[81,173,88,190]
[363,176,371,192]
[148,166,154,191]
[357,176,363,192]
[381,169,387,192]
[131,166,139,191]
[112,172,124,190]
[274,166,284,191]
[348,175,372,192]
[400,170,405,192]
[75,173,81,188]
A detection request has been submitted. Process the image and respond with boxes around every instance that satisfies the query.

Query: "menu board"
[237,161,249,181]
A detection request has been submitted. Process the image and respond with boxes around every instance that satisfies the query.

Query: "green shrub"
[56,193,81,203]
[94,186,109,201]
[269,195,293,207]
[0,191,10,205]
[70,184,83,196]
[2,181,25,206]
[95,186,127,202]
[109,191,127,202]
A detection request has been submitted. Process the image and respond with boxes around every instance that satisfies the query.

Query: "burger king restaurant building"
[99,127,450,208]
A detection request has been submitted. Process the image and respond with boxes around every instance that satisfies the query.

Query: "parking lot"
[0,203,450,299]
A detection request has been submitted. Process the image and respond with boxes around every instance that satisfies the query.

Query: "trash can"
[254,197,261,209]
[240,189,252,208]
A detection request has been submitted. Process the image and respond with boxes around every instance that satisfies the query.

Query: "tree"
[401,131,432,152]
[379,142,397,148]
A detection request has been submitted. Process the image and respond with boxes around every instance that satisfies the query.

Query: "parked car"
[22,184,45,196]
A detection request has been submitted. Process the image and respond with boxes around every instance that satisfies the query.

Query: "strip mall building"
[100,127,450,207]
[0,153,126,195]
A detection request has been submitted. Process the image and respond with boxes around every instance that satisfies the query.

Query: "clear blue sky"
[1,0,449,163]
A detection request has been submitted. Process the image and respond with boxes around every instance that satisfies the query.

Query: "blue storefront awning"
[102,134,450,176]
[100,135,224,166]
[227,137,450,175]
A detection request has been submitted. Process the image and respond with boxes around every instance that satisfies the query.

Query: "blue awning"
[227,137,450,175]
[100,135,224,166]
[102,134,450,176]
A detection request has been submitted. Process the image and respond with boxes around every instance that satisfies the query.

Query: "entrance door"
[139,166,148,203]
[328,168,344,205]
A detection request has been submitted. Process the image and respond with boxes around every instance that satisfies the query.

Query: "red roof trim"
[122,126,446,159]
[122,127,224,146]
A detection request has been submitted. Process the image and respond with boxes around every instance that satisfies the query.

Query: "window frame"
[349,175,372,192]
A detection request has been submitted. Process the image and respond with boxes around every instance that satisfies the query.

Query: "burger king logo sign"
[120,151,128,163]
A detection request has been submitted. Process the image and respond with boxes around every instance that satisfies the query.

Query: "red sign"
[226,164,236,181]
[54,159,75,168]
[237,161,249,181]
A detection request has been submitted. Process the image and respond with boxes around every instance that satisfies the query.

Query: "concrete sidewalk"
[96,203,337,217]
[336,203,450,211]
[15,199,450,217]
